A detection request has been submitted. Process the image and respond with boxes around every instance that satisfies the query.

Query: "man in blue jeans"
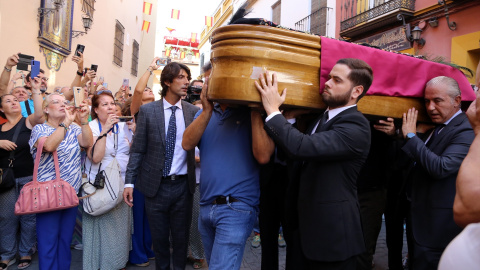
[182,78,273,270]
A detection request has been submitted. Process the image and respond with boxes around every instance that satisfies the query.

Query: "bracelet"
[32,92,42,95]
[77,70,83,76]
[147,68,153,75]
[81,122,89,125]
[4,66,12,72]
[59,123,69,134]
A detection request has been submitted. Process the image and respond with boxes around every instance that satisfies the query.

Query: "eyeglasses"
[97,90,112,95]
[49,99,69,106]
[41,77,49,82]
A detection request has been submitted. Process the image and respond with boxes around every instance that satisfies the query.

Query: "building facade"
[337,0,480,85]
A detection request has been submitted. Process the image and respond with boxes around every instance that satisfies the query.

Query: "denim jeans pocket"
[228,202,254,215]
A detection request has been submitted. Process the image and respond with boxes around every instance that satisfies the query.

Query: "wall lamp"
[428,17,439,28]
[38,0,64,20]
[438,0,457,31]
[411,26,426,47]
[72,14,93,38]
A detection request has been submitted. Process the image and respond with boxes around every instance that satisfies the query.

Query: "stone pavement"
[28,220,407,269]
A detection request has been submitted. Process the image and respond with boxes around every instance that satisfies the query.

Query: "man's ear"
[351,85,364,100]
[454,95,462,108]
[165,81,171,88]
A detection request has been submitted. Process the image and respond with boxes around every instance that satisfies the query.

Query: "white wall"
[326,0,336,37]
[281,0,311,29]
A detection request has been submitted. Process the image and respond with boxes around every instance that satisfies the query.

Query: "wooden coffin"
[208,25,430,121]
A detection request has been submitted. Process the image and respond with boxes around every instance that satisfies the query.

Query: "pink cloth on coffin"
[319,37,476,101]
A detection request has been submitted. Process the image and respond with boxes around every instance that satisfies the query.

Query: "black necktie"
[163,106,177,177]
[314,111,329,133]
[425,124,445,148]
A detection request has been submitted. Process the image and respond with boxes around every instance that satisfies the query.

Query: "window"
[113,20,124,67]
[131,40,139,76]
[82,0,95,18]
[272,1,281,25]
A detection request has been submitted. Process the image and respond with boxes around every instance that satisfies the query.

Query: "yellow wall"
[0,0,156,94]
[451,31,480,85]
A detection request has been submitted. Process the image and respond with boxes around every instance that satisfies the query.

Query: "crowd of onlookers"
[0,46,480,270]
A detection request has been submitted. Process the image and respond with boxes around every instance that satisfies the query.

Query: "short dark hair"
[90,91,115,120]
[202,62,212,74]
[25,69,45,82]
[336,58,373,101]
[189,80,203,87]
[160,62,191,97]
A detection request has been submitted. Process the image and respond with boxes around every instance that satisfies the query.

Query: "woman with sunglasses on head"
[0,77,44,270]
[82,90,132,270]
[28,93,93,270]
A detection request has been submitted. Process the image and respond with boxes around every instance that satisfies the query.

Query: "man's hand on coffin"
[373,118,396,136]
[466,93,480,135]
[402,108,418,139]
[201,77,213,113]
[255,70,286,115]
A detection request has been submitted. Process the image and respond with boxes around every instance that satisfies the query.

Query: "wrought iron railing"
[340,0,415,31]
[294,7,333,36]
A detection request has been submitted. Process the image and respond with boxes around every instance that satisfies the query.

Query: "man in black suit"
[255,58,373,269]
[387,76,474,269]
[123,61,199,270]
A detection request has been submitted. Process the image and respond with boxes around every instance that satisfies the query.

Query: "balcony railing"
[340,0,415,32]
[294,7,333,36]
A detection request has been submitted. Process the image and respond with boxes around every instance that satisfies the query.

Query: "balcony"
[340,0,415,39]
[295,7,333,36]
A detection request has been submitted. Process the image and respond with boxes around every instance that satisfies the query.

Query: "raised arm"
[70,52,84,88]
[251,110,274,164]
[0,53,20,94]
[182,78,213,151]
[131,57,160,116]
[454,96,480,227]
[26,77,46,127]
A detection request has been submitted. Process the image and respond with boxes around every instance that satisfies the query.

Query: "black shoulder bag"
[0,118,26,193]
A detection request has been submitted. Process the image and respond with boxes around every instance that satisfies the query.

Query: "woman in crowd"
[127,59,158,267]
[29,93,93,270]
[0,78,44,270]
[82,90,132,270]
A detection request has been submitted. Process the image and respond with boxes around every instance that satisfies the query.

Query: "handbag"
[81,158,124,216]
[0,118,25,193]
[14,137,79,215]
[80,126,124,216]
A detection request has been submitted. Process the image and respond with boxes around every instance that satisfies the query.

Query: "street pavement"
[28,220,407,269]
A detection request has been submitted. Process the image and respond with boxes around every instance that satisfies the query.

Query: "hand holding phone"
[122,79,129,87]
[75,44,85,57]
[30,60,40,79]
[73,87,85,107]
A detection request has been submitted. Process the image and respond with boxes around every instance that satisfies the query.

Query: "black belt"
[212,196,239,204]
[162,174,187,181]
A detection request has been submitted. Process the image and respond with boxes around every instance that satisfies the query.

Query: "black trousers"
[384,187,409,270]
[144,177,193,270]
[356,188,387,270]
[259,163,288,270]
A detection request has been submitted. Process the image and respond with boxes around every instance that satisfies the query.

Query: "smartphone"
[118,116,133,122]
[73,87,85,107]
[75,44,85,57]
[103,83,108,88]
[122,79,129,87]
[30,60,40,79]
[156,58,168,66]
[90,64,98,73]
[17,54,34,71]
[99,76,104,81]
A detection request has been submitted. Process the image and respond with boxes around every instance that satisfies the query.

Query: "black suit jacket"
[125,99,199,197]
[264,106,371,262]
[402,112,474,249]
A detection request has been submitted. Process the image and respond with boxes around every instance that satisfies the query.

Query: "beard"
[322,87,353,109]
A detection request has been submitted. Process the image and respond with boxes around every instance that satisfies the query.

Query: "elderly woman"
[28,93,92,270]
[82,90,132,270]
[0,78,43,270]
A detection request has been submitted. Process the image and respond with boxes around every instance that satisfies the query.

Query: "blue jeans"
[199,200,257,270]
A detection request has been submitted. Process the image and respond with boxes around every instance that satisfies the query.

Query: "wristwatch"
[406,132,416,140]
